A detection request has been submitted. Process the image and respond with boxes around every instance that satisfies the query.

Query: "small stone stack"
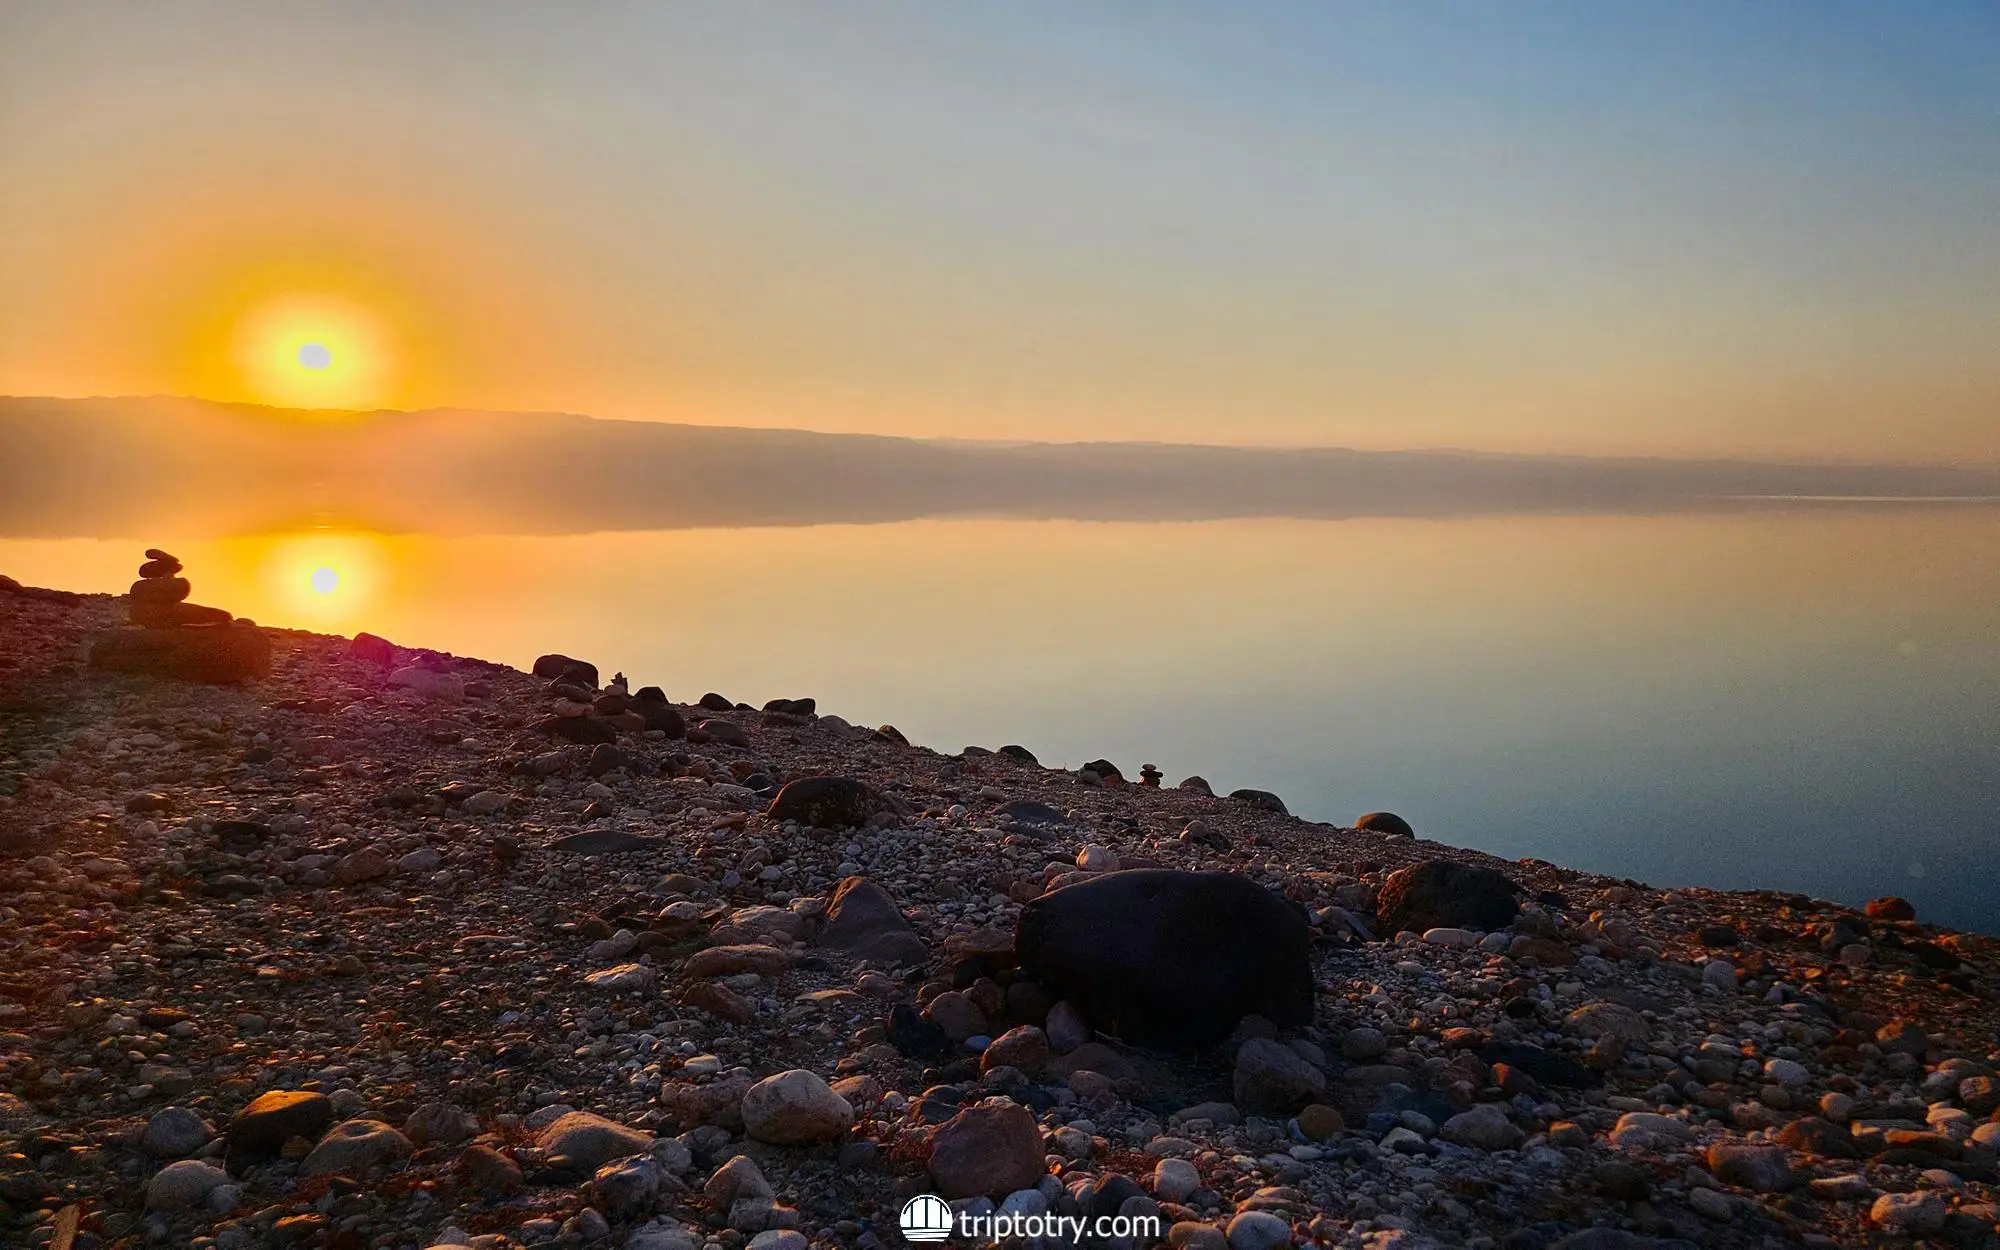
[91,547,269,681]
[128,549,231,628]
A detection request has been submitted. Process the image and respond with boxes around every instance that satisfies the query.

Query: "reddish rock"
[981,1026,1050,1076]
[927,1103,1046,1199]
[1865,897,1916,922]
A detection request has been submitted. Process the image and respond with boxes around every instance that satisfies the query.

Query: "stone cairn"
[128,548,233,628]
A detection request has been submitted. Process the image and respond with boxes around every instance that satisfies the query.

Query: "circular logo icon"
[899,1193,955,1243]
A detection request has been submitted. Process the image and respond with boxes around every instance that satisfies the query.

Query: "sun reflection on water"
[258,531,385,625]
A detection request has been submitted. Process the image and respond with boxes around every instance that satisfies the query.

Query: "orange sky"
[2,5,1996,461]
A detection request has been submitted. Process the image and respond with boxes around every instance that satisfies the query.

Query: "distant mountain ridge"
[3,395,1998,538]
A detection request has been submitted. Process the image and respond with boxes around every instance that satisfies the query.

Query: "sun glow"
[260,531,386,623]
[231,295,391,410]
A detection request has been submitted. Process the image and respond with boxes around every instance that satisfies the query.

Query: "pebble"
[145,1159,231,1211]
[141,1106,214,1158]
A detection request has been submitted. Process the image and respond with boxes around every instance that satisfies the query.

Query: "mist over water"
[5,504,1997,931]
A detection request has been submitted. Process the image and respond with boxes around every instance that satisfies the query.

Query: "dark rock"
[698,692,733,712]
[1706,1140,1796,1192]
[1876,1018,1929,1058]
[531,654,598,688]
[1229,788,1289,815]
[635,685,667,701]
[1178,776,1213,795]
[888,1004,954,1061]
[1907,939,1959,969]
[1087,1174,1146,1220]
[1354,811,1415,838]
[533,716,617,745]
[1478,1042,1598,1089]
[129,575,191,606]
[89,625,271,684]
[1695,925,1737,947]
[1776,1117,1860,1159]
[998,745,1039,765]
[1015,869,1311,1049]
[993,799,1067,828]
[1080,758,1123,781]
[1376,860,1520,935]
[350,633,396,665]
[762,697,816,716]
[213,821,271,851]
[766,776,879,828]
[228,1090,333,1158]
[138,557,182,578]
[698,719,750,748]
[874,724,909,745]
[819,876,929,968]
[629,700,686,737]
[1866,896,1916,922]
[1592,1159,1652,1201]
[550,830,664,857]
[585,744,631,777]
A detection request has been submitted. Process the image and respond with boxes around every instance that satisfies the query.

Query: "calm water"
[5,509,1997,931]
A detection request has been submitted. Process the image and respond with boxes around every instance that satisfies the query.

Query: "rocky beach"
[4,570,2000,1250]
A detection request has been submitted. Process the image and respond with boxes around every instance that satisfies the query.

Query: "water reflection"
[1,510,1996,930]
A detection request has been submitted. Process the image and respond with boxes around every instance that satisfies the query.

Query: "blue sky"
[2,2,1996,459]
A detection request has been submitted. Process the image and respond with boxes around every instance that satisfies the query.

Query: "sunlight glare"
[232,296,388,409]
[309,565,340,594]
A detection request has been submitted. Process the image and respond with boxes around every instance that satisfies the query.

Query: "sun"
[231,296,389,409]
[309,565,340,594]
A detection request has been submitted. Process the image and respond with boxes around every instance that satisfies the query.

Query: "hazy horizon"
[8,391,2000,471]
[6,395,2000,544]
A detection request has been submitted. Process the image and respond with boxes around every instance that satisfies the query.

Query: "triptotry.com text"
[954,1212,1161,1241]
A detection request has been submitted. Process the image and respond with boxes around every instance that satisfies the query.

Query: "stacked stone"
[128,549,231,628]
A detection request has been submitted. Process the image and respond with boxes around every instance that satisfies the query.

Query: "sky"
[2,2,1997,461]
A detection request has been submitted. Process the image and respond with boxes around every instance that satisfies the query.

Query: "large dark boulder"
[1376,860,1519,935]
[1355,811,1416,838]
[766,776,879,828]
[89,626,271,684]
[532,653,599,688]
[1015,870,1312,1050]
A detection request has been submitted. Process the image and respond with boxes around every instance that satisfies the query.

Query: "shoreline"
[3,576,1999,1248]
